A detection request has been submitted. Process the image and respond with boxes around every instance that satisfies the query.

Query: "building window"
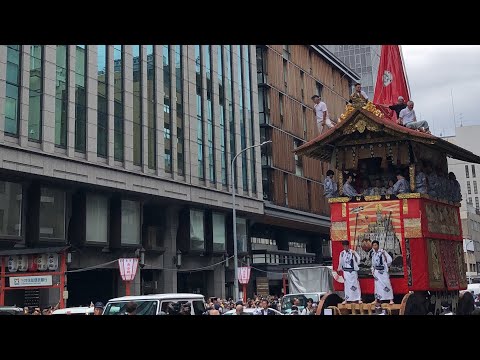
[256,46,267,85]
[218,45,228,186]
[163,45,172,173]
[226,46,237,188]
[121,200,141,245]
[283,59,288,87]
[246,46,256,193]
[472,165,476,178]
[469,197,473,205]
[113,45,124,161]
[284,175,288,206]
[0,181,22,237]
[294,140,303,177]
[212,212,226,252]
[75,45,87,152]
[300,70,305,101]
[97,45,108,158]
[238,46,248,192]
[466,165,470,178]
[190,209,205,251]
[28,45,43,142]
[474,181,478,195]
[279,93,284,122]
[476,197,479,210]
[54,45,68,147]
[5,46,21,136]
[195,45,205,180]
[86,194,108,244]
[147,45,156,169]
[133,45,142,166]
[175,45,185,176]
[302,106,307,139]
[205,45,215,184]
[236,217,248,253]
[39,188,66,240]
[283,45,291,60]
[468,181,471,195]
[316,82,323,97]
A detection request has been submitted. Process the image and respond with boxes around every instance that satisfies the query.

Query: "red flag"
[373,45,410,119]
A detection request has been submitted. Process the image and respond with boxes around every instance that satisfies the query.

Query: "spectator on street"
[125,301,137,315]
[94,302,104,316]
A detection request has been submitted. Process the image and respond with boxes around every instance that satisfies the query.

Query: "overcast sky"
[401,45,480,137]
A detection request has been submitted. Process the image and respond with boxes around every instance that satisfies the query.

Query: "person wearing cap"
[388,96,407,120]
[93,302,104,316]
[337,240,362,305]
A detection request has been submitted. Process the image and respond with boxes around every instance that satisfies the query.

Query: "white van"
[52,307,94,315]
[103,293,207,315]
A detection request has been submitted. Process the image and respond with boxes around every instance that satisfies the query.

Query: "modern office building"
[250,45,359,296]
[324,45,381,100]
[0,45,263,307]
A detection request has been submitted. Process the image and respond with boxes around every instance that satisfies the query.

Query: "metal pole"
[232,140,271,302]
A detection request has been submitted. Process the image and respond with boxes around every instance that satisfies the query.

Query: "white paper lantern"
[17,255,28,272]
[7,256,18,272]
[37,254,48,271]
[47,253,59,271]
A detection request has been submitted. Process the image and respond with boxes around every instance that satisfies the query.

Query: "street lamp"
[231,140,272,302]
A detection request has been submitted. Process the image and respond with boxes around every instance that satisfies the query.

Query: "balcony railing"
[251,249,317,266]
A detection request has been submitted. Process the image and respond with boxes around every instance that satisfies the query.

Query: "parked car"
[52,307,94,315]
[0,306,24,315]
[103,294,207,315]
[223,307,283,315]
[281,292,326,314]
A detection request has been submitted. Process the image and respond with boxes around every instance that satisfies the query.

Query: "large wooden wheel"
[399,292,430,315]
[316,292,344,315]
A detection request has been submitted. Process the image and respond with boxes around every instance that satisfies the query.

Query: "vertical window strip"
[5,45,21,136]
[28,45,43,142]
[146,45,156,169]
[175,45,185,176]
[205,45,215,184]
[133,45,142,165]
[237,45,248,191]
[245,46,256,193]
[217,45,227,186]
[195,45,204,180]
[113,45,124,161]
[97,45,108,157]
[163,45,172,173]
[54,46,67,147]
[75,45,87,152]
[226,45,236,189]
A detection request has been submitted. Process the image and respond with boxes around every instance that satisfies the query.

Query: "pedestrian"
[256,299,276,315]
[94,302,104,315]
[312,95,335,134]
[349,83,368,108]
[337,240,362,304]
[370,240,395,306]
[300,298,315,315]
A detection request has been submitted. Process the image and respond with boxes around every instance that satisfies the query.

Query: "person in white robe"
[337,240,362,304]
[370,240,394,305]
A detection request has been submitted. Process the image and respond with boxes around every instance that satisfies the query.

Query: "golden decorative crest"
[362,101,385,118]
[356,119,367,133]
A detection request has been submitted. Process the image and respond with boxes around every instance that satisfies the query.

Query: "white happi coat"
[338,249,362,302]
[371,249,394,301]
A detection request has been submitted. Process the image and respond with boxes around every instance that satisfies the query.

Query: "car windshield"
[281,293,320,312]
[103,300,158,315]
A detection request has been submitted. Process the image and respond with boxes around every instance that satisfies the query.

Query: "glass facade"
[121,200,141,245]
[133,45,142,165]
[55,45,68,147]
[217,45,228,186]
[190,209,205,251]
[205,45,215,183]
[113,45,124,161]
[195,45,204,180]
[226,45,236,189]
[237,46,248,191]
[28,45,43,142]
[212,212,226,252]
[39,187,66,240]
[163,45,172,173]
[324,45,381,99]
[75,45,87,152]
[175,45,185,176]
[97,45,108,157]
[0,181,22,237]
[147,45,156,169]
[245,46,256,193]
[5,46,21,136]
[86,194,108,244]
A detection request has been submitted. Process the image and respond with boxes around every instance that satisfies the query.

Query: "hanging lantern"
[28,255,38,272]
[7,256,18,272]
[37,254,48,271]
[47,253,59,271]
[17,255,28,272]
